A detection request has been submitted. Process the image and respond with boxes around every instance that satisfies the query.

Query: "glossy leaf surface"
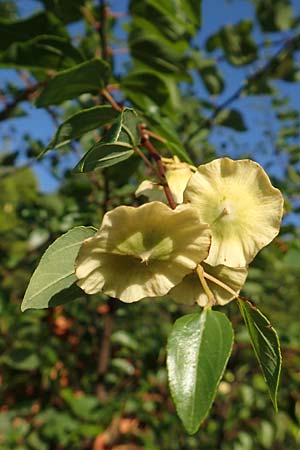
[74,108,140,172]
[167,310,234,434]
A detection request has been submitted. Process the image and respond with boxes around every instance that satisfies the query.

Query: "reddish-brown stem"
[106,83,120,92]
[140,129,177,210]
[134,145,158,176]
[101,88,123,112]
[80,6,100,29]
[146,130,167,143]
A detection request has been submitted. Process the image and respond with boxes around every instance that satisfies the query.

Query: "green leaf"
[145,115,193,163]
[60,388,100,419]
[256,0,293,31]
[269,52,299,82]
[192,52,224,95]
[119,108,141,146]
[40,0,86,24]
[128,16,188,73]
[129,0,201,41]
[74,108,140,172]
[21,226,96,311]
[215,108,247,131]
[206,21,257,66]
[180,0,202,28]
[36,58,110,107]
[0,11,68,51]
[44,105,119,153]
[199,64,224,95]
[0,35,84,71]
[122,70,182,117]
[74,143,134,172]
[282,248,300,269]
[167,310,234,434]
[238,298,282,410]
[3,346,40,370]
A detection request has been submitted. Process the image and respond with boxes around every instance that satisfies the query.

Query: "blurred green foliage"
[0,0,300,448]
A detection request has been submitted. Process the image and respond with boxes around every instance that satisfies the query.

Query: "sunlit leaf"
[167,309,234,434]
[21,226,96,311]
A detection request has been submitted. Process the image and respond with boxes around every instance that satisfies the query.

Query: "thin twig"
[99,0,109,60]
[134,145,158,176]
[199,33,300,130]
[146,130,167,143]
[140,126,177,209]
[196,265,216,308]
[80,5,100,29]
[203,270,238,297]
[0,82,45,122]
[101,88,123,112]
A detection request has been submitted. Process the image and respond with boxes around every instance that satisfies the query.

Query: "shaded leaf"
[238,298,282,410]
[215,108,247,131]
[167,310,234,434]
[21,226,96,311]
[256,0,293,31]
[192,53,224,95]
[3,347,40,370]
[45,105,119,152]
[0,35,84,71]
[0,11,68,51]
[130,0,201,41]
[41,0,86,24]
[36,58,110,107]
[206,21,257,66]
[269,52,300,82]
[145,115,193,163]
[129,16,188,73]
[199,65,224,95]
[245,78,274,95]
[60,388,100,419]
[122,70,182,117]
[48,283,85,307]
[282,248,300,269]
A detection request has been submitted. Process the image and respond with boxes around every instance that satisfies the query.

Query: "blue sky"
[0,0,299,192]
